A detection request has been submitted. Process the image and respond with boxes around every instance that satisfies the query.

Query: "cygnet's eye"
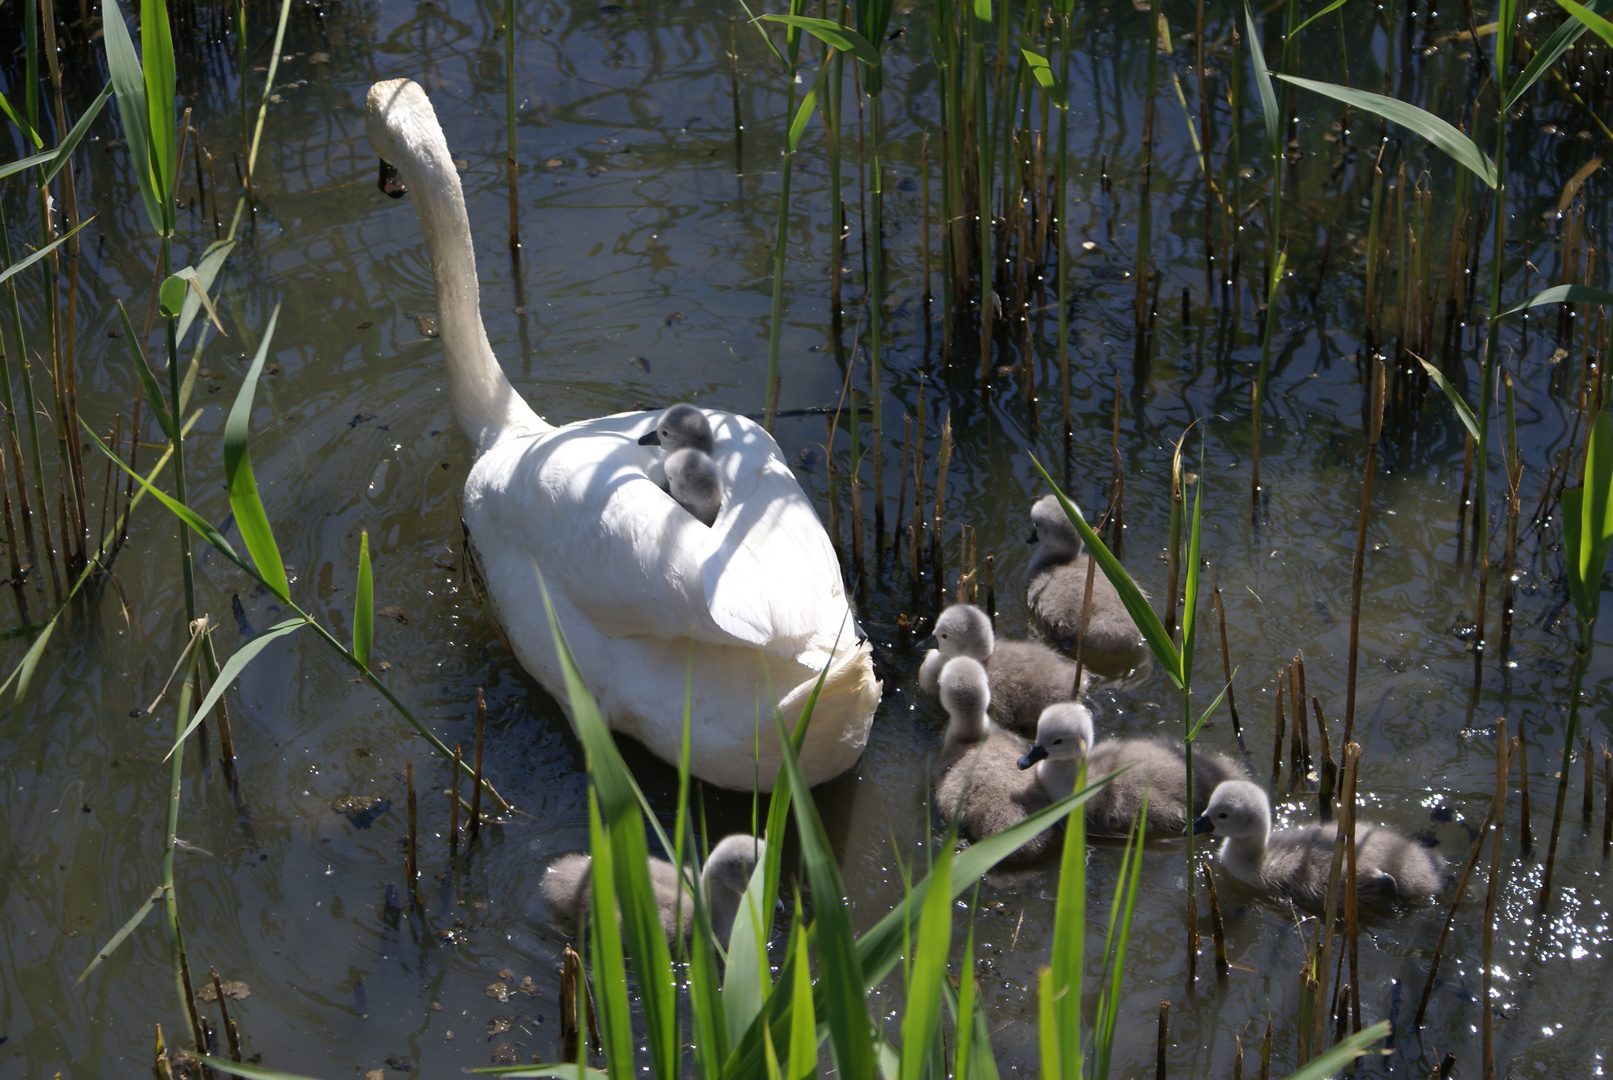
[1052,738,1062,745]
[939,633,948,639]
[1217,812,1228,819]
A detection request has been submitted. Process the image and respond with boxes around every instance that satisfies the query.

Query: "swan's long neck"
[367,80,547,452]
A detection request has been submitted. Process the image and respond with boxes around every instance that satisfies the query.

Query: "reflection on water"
[2,0,1611,1076]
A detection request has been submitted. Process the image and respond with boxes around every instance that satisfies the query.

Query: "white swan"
[365,79,880,790]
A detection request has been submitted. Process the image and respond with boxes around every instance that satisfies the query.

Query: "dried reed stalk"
[1202,855,1229,981]
[1271,680,1286,787]
[1344,359,1385,745]
[469,689,486,845]
[210,967,243,1061]
[1311,697,1334,820]
[406,758,421,911]
[1155,999,1169,1080]
[449,743,462,858]
[1481,726,1512,1080]
[1211,573,1242,738]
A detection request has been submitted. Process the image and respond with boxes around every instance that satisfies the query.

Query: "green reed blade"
[161,268,225,337]
[789,60,832,153]
[1242,0,1281,161]
[117,301,176,441]
[1274,74,1497,187]
[1277,1021,1390,1080]
[762,1023,784,1080]
[353,531,373,668]
[223,302,289,600]
[585,791,635,1079]
[139,0,176,231]
[1050,763,1086,1080]
[1188,670,1236,741]
[84,424,246,569]
[1289,0,1354,38]
[76,885,163,984]
[102,0,163,234]
[722,845,775,1048]
[0,148,55,181]
[0,215,91,289]
[1093,809,1145,1080]
[197,1057,339,1080]
[896,836,952,1080]
[164,619,304,758]
[1497,283,1613,320]
[1028,455,1180,685]
[762,15,881,66]
[1564,412,1613,624]
[786,913,815,1080]
[473,1068,610,1080]
[1180,450,1203,688]
[1037,967,1059,1080]
[1413,356,1480,440]
[0,88,41,149]
[42,81,112,185]
[1508,0,1613,107]
[176,240,236,343]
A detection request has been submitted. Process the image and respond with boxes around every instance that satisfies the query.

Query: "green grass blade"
[722,847,774,1047]
[786,914,816,1080]
[76,885,163,983]
[1241,0,1281,160]
[0,148,56,181]
[1187,672,1235,741]
[43,81,113,185]
[223,302,289,600]
[1273,74,1497,187]
[1290,0,1354,37]
[761,15,881,66]
[1093,813,1145,1080]
[1028,455,1179,684]
[175,240,236,343]
[197,1059,334,1080]
[788,60,832,153]
[775,718,876,1080]
[1497,283,1613,320]
[1050,764,1086,1080]
[1278,1021,1390,1079]
[0,89,41,148]
[473,1068,610,1080]
[140,0,177,232]
[1180,453,1203,687]
[353,530,373,668]
[1508,0,1613,106]
[101,0,163,234]
[1556,0,1613,47]
[1571,411,1613,624]
[1037,967,1059,1080]
[896,839,952,1080]
[164,619,304,759]
[1564,487,1592,621]
[585,791,635,1079]
[117,301,176,441]
[0,216,93,289]
[84,423,247,570]
[1412,356,1480,440]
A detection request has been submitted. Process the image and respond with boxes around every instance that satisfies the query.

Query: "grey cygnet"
[1019,703,1248,837]
[1025,495,1145,669]
[931,656,1056,863]
[917,603,1089,735]
[639,404,723,526]
[1192,780,1445,908]
[540,833,765,944]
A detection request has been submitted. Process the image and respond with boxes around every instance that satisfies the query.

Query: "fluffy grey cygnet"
[1025,495,1145,667]
[540,833,765,944]
[639,404,723,526]
[1020,703,1248,837]
[1192,780,1445,908]
[917,603,1088,735]
[931,656,1056,863]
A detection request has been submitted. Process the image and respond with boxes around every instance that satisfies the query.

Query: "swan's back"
[934,728,1056,863]
[983,641,1088,735]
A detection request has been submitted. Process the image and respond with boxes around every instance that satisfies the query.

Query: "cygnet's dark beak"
[377,159,408,198]
[1191,814,1215,835]
[917,634,936,650]
[637,430,662,446]
[1017,744,1049,770]
[1025,527,1039,544]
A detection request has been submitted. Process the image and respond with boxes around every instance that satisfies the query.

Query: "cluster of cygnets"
[921,494,1445,910]
[638,403,723,527]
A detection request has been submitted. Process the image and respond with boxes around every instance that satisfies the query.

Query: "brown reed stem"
[893,414,911,566]
[1258,1015,1272,1080]
[1212,574,1241,739]
[406,758,420,911]
[469,688,486,845]
[1271,680,1286,788]
[1201,855,1229,981]
[983,553,995,622]
[0,438,19,586]
[1519,719,1532,853]
[1585,733,1595,824]
[1341,742,1362,1036]
[1344,359,1385,746]
[1287,662,1302,794]
[1602,743,1611,857]
[1155,999,1169,1080]
[1414,788,1499,1026]
[1481,726,1512,1080]
[1312,697,1334,820]
[1314,743,1360,1055]
[210,967,243,1062]
[449,743,462,859]
[1108,372,1124,554]
[826,415,844,568]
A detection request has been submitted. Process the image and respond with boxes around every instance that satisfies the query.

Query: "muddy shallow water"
[3,0,1612,1076]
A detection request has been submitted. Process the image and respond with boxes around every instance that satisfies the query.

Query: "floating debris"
[196,980,251,1002]
[332,795,390,828]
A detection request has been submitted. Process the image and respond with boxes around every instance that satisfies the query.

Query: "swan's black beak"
[377,159,408,198]
[1026,527,1039,544]
[1191,814,1214,835]
[1017,744,1049,770]
[638,430,662,446]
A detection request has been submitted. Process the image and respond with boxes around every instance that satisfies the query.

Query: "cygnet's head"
[1191,780,1272,840]
[639,403,716,454]
[931,604,994,662]
[938,656,991,740]
[1017,702,1094,770]
[665,448,722,526]
[1027,494,1084,558]
[703,834,766,899]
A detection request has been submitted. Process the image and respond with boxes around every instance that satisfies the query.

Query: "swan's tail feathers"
[774,638,881,788]
[365,79,549,452]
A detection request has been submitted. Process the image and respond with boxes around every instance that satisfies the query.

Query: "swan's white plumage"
[367,79,879,789]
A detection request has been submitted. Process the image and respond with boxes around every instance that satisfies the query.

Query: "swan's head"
[367,79,450,200]
[1192,780,1272,841]
[1018,702,1093,770]
[703,834,765,901]
[665,448,722,527]
[638,404,715,454]
[932,604,993,662]
[1028,494,1084,558]
[938,656,991,740]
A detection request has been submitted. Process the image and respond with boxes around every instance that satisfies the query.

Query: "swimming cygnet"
[639,403,723,526]
[931,656,1056,863]
[1019,703,1249,837]
[1025,495,1145,668]
[917,603,1089,736]
[1192,780,1445,908]
[540,833,766,944]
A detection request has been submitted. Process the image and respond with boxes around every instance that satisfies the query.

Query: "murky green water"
[3,0,1612,1076]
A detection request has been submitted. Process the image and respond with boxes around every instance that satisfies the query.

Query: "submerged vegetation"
[3,0,1613,1075]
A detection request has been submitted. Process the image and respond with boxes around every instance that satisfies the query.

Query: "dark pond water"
[3,0,1612,1076]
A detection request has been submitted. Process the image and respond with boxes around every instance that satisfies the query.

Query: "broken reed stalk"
[1201,855,1229,980]
[1481,725,1512,1080]
[1212,573,1242,739]
[210,967,243,1062]
[893,414,912,565]
[1134,0,1161,366]
[1294,653,1311,782]
[1344,359,1385,745]
[1585,734,1596,824]
[1313,743,1359,1056]
[1312,697,1334,820]
[984,553,995,621]
[1519,720,1532,853]
[1286,662,1302,793]
[1155,999,1169,1080]
[930,412,953,606]
[826,415,844,567]
[406,758,421,910]
[1271,679,1285,787]
[1341,742,1363,1036]
[1164,449,1185,637]
[1108,371,1125,552]
[1602,743,1611,857]
[503,0,519,255]
[1414,783,1500,1026]
[1258,1015,1272,1080]
[469,688,486,845]
[449,743,462,858]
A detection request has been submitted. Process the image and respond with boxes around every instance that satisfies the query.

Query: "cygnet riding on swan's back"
[1019,703,1248,837]
[1192,780,1445,908]
[540,834,766,944]
[918,604,1089,735]
[366,79,879,790]
[931,657,1056,863]
[638,404,723,527]
[1026,495,1146,672]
